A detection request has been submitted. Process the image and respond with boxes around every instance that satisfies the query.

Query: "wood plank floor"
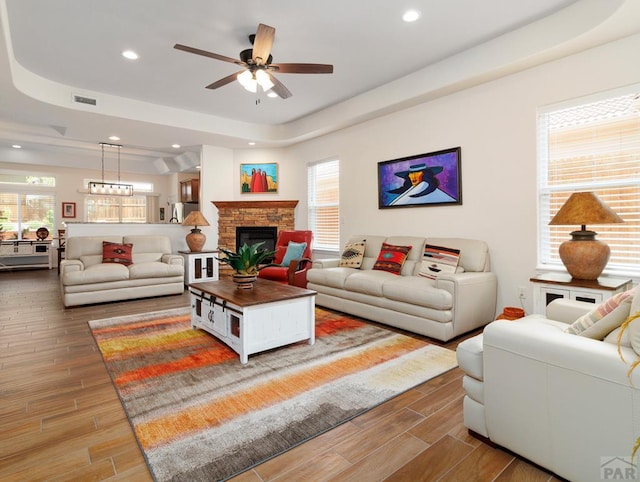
[0,269,561,481]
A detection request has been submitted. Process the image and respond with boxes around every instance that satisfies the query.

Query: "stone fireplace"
[212,200,298,276]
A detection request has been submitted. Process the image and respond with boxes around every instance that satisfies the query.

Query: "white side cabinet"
[0,240,52,270]
[530,272,632,315]
[179,250,219,285]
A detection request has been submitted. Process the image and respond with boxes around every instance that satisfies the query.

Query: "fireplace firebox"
[236,226,278,256]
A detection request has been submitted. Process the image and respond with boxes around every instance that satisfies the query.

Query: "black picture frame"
[378,147,462,209]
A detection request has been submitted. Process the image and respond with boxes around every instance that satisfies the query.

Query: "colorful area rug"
[89,306,457,481]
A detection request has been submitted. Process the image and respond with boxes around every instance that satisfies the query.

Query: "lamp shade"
[182,211,209,252]
[182,211,210,228]
[548,192,623,280]
[549,192,623,226]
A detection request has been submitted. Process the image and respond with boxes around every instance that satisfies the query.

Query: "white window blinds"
[0,192,56,240]
[308,159,340,252]
[86,195,147,223]
[537,88,640,276]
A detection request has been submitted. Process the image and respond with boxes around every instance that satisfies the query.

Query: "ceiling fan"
[174,23,333,99]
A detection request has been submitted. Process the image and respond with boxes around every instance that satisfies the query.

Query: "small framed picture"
[62,202,76,218]
[240,163,278,193]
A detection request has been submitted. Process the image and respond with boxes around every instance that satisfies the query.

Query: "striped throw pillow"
[565,289,634,339]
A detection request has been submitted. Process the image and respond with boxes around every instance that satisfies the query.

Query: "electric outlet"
[518,286,527,299]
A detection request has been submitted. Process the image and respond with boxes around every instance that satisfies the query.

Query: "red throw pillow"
[372,243,412,275]
[102,241,133,266]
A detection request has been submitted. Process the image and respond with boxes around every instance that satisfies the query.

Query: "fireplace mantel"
[212,200,298,209]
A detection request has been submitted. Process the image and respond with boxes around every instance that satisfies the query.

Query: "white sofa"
[307,235,497,341]
[457,297,640,482]
[60,235,184,307]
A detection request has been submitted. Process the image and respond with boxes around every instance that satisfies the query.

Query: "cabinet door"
[180,178,199,203]
[541,287,569,307]
[191,295,204,326]
[190,178,199,202]
[209,304,228,337]
[570,290,602,304]
[180,181,191,202]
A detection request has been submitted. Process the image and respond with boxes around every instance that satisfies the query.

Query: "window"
[0,174,55,186]
[84,180,153,223]
[0,192,55,240]
[308,159,340,252]
[86,196,147,223]
[537,87,640,276]
[0,174,56,240]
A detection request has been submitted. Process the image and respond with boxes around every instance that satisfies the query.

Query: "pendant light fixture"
[88,142,134,196]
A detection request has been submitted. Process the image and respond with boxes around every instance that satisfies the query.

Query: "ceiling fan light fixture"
[255,70,274,91]
[237,70,257,92]
[176,23,333,99]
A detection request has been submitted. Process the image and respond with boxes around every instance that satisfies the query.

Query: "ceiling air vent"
[71,94,97,106]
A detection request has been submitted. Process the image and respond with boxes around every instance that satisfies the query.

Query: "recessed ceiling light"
[109,136,120,141]
[122,50,139,60]
[402,10,421,22]
[267,92,278,98]
[172,144,181,148]
[12,144,22,149]
[248,142,256,146]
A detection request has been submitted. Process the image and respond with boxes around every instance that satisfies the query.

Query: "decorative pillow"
[418,244,461,280]
[372,243,412,275]
[564,289,634,339]
[102,241,133,266]
[339,241,366,268]
[281,241,307,267]
[621,284,640,356]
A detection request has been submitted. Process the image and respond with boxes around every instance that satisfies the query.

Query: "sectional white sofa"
[60,235,184,307]
[307,235,498,341]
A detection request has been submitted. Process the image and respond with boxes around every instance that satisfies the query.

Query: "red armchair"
[258,230,313,288]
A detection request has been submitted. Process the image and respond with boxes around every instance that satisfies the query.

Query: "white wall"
[199,145,234,251]
[274,33,640,314]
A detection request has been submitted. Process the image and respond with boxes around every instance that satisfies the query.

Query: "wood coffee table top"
[189,278,316,307]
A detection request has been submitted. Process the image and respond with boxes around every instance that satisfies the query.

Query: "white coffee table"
[189,278,316,364]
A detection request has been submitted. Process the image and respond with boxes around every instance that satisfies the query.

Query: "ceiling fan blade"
[270,75,292,99]
[252,24,275,65]
[205,71,244,90]
[270,63,334,74]
[174,43,243,65]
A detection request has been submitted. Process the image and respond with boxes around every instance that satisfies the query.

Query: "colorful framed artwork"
[62,202,76,218]
[378,147,462,209]
[240,163,278,193]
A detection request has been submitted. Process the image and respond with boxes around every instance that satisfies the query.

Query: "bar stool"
[57,229,66,273]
